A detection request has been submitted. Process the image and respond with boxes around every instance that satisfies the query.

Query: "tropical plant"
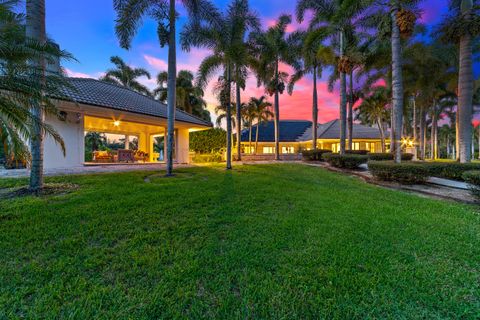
[439,0,480,163]
[247,96,273,153]
[356,86,390,152]
[114,0,216,176]
[181,0,257,168]
[249,14,298,160]
[4,0,72,191]
[85,132,107,152]
[296,0,371,155]
[100,56,152,96]
[154,70,211,122]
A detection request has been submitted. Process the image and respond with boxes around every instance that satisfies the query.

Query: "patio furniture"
[134,150,149,163]
[93,150,114,163]
[117,149,135,163]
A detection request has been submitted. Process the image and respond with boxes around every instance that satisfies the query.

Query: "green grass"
[0,164,479,319]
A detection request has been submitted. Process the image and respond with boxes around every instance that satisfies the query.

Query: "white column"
[176,128,190,164]
[124,135,130,150]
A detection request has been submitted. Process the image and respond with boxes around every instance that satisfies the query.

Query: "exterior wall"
[44,111,84,169]
[176,128,190,164]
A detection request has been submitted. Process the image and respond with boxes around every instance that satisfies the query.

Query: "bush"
[419,162,480,181]
[190,128,226,154]
[368,153,414,161]
[345,150,369,155]
[191,152,223,163]
[301,149,332,161]
[368,161,429,184]
[462,170,480,200]
[323,153,368,169]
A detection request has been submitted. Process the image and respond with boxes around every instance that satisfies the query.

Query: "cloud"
[65,68,96,79]
[143,54,168,70]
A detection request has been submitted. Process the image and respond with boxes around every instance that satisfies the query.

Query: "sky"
[45,0,451,124]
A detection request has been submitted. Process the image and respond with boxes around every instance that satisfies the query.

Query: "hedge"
[323,153,368,169]
[368,153,414,161]
[191,152,223,163]
[345,150,369,155]
[462,170,480,200]
[368,161,429,184]
[301,149,332,161]
[418,162,480,181]
[190,128,226,154]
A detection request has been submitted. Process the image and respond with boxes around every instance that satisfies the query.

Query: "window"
[352,142,360,151]
[243,146,255,154]
[282,146,295,154]
[332,143,340,153]
[263,146,275,154]
[366,142,375,153]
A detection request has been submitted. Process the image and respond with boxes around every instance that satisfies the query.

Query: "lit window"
[352,142,360,150]
[262,146,275,154]
[282,146,294,154]
[243,146,255,154]
[332,143,340,153]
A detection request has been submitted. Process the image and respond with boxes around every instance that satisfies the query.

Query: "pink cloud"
[143,54,168,70]
[65,68,95,79]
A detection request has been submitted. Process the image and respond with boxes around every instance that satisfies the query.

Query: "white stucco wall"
[44,111,84,169]
[176,128,190,164]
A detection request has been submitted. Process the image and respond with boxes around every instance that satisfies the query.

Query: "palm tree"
[287,31,328,151]
[181,0,257,169]
[249,15,298,160]
[85,132,106,152]
[356,87,390,152]
[114,0,216,176]
[100,56,151,96]
[154,70,210,122]
[248,96,273,153]
[439,0,477,162]
[297,0,370,155]
[242,102,257,152]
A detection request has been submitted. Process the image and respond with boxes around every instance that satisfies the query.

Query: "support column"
[176,128,190,164]
[125,135,130,150]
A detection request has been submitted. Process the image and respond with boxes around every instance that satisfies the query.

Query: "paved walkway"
[0,163,193,178]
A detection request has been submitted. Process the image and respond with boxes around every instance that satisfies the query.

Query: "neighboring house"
[240,120,387,154]
[45,77,211,169]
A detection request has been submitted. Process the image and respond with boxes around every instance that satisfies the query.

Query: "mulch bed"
[0,183,79,200]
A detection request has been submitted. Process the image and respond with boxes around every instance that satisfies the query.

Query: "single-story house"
[240,120,387,154]
[44,77,211,169]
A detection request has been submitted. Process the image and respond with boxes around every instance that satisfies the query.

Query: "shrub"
[192,152,223,163]
[345,150,369,155]
[368,161,429,184]
[419,162,480,181]
[462,170,480,200]
[301,149,332,161]
[190,128,226,154]
[368,153,414,161]
[323,153,368,169]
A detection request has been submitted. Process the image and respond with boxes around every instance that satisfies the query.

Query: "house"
[44,77,212,169]
[240,120,387,155]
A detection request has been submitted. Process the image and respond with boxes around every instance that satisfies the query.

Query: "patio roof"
[55,78,212,127]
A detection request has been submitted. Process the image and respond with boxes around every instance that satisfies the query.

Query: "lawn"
[0,164,479,319]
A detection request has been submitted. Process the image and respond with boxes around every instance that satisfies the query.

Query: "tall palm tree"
[297,0,370,155]
[100,56,151,96]
[85,132,106,152]
[242,101,257,152]
[114,0,216,176]
[439,0,477,162]
[181,0,257,169]
[287,31,329,151]
[248,96,273,153]
[249,15,298,160]
[356,86,390,152]
[1,1,69,176]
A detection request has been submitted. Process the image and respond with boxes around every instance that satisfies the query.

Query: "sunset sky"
[46,0,452,124]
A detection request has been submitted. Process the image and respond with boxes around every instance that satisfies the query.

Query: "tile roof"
[241,119,382,142]
[55,78,212,127]
[240,120,312,142]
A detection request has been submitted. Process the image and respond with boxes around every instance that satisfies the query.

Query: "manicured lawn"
[0,164,479,319]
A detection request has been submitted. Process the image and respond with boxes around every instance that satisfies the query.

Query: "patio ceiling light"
[113,120,120,127]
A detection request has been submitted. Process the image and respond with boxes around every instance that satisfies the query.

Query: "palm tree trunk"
[457,0,474,163]
[391,2,404,163]
[226,64,232,169]
[478,125,480,159]
[412,95,417,159]
[347,71,354,151]
[249,125,252,152]
[165,0,176,176]
[235,69,242,161]
[312,65,318,151]
[377,118,386,152]
[274,59,280,160]
[255,120,259,154]
[339,30,347,155]
[431,104,437,159]
[27,0,46,192]
[419,107,426,160]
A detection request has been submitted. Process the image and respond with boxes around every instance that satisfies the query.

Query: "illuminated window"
[243,146,255,154]
[332,143,340,153]
[366,142,375,153]
[282,146,295,154]
[263,146,275,154]
[352,142,360,150]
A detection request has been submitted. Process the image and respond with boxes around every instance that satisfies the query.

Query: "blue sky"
[44,0,453,122]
